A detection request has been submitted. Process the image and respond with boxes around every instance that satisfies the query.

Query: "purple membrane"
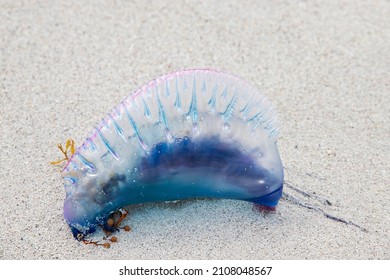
[62,69,284,239]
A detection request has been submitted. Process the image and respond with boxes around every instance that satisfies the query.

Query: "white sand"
[1,0,389,259]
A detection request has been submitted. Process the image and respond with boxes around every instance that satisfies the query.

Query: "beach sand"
[1,0,389,259]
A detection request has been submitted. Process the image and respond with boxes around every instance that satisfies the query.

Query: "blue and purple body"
[61,69,284,239]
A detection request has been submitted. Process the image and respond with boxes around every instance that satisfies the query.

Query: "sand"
[1,0,389,259]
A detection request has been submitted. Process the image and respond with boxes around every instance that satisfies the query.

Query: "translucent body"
[62,69,284,238]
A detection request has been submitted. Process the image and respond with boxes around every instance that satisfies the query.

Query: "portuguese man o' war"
[61,69,284,240]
